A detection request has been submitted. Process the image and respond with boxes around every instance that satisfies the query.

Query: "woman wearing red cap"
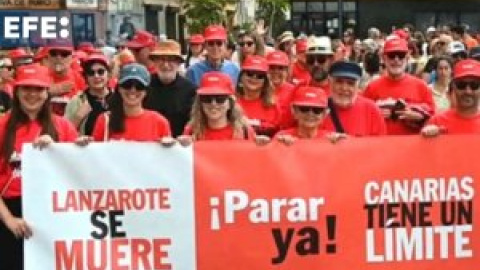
[266,50,295,128]
[179,72,255,142]
[0,63,78,270]
[236,55,282,137]
[89,63,172,142]
[65,54,113,136]
[185,34,205,69]
[275,86,344,144]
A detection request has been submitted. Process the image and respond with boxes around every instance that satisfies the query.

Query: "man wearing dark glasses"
[364,37,435,135]
[144,40,197,137]
[301,36,335,94]
[323,61,386,136]
[46,39,86,115]
[186,25,240,87]
[422,59,480,136]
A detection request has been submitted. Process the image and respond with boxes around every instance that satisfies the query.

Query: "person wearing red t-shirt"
[46,40,86,115]
[0,64,78,270]
[323,61,387,136]
[236,55,282,137]
[266,50,295,128]
[364,37,435,135]
[290,38,311,85]
[89,63,171,142]
[422,59,480,136]
[276,86,343,144]
[178,72,256,143]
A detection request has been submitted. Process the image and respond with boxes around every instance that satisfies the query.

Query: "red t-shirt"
[323,96,387,136]
[92,110,171,141]
[290,61,311,85]
[237,97,282,137]
[0,114,78,198]
[183,124,255,140]
[427,109,480,134]
[276,127,329,139]
[363,74,435,135]
[49,69,86,98]
[275,82,296,129]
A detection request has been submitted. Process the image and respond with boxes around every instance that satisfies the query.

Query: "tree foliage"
[183,0,236,34]
[256,0,290,38]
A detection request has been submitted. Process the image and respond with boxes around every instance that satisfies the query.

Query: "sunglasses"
[149,55,180,62]
[245,71,266,80]
[0,65,13,71]
[86,68,107,77]
[306,55,328,65]
[296,106,326,114]
[49,50,71,58]
[386,52,407,60]
[454,80,480,91]
[269,65,288,71]
[239,41,254,47]
[120,80,147,91]
[207,41,224,47]
[199,95,229,104]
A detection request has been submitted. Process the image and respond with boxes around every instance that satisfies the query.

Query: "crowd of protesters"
[1,21,480,269]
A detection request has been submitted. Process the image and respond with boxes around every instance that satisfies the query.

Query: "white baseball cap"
[306,36,333,55]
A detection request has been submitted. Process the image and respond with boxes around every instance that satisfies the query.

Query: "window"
[72,14,95,45]
[307,2,324,12]
[292,2,306,12]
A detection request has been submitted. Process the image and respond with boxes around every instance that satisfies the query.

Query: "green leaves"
[183,0,235,34]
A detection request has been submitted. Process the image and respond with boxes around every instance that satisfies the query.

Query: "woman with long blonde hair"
[179,72,255,143]
[236,55,282,137]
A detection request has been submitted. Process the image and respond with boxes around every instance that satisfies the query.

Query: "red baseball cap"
[296,39,308,54]
[47,39,74,52]
[242,55,269,73]
[14,63,52,88]
[73,50,88,62]
[8,48,32,59]
[83,53,109,67]
[204,25,227,41]
[126,30,156,49]
[383,37,409,53]
[34,47,48,62]
[78,42,96,54]
[393,29,409,40]
[190,34,205,44]
[292,86,328,108]
[266,51,289,67]
[197,72,234,95]
[453,59,480,80]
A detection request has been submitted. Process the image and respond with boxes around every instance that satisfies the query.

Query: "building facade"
[290,0,480,38]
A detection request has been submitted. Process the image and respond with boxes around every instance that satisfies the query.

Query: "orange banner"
[0,0,61,9]
[195,136,479,270]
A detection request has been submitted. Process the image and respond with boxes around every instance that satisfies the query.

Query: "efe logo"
[3,15,69,39]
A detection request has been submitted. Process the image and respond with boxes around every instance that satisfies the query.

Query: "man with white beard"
[144,40,197,137]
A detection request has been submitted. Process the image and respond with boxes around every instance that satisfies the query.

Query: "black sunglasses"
[296,106,326,114]
[238,41,254,47]
[306,55,328,65]
[386,52,407,60]
[86,68,107,77]
[207,40,224,47]
[454,80,480,91]
[199,95,229,104]
[49,50,71,58]
[149,55,180,62]
[244,71,266,79]
[120,80,147,91]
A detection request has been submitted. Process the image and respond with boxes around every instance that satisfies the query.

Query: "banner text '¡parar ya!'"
[209,190,325,230]
[52,188,171,212]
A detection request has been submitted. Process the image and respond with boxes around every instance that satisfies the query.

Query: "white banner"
[66,0,98,9]
[22,142,195,270]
